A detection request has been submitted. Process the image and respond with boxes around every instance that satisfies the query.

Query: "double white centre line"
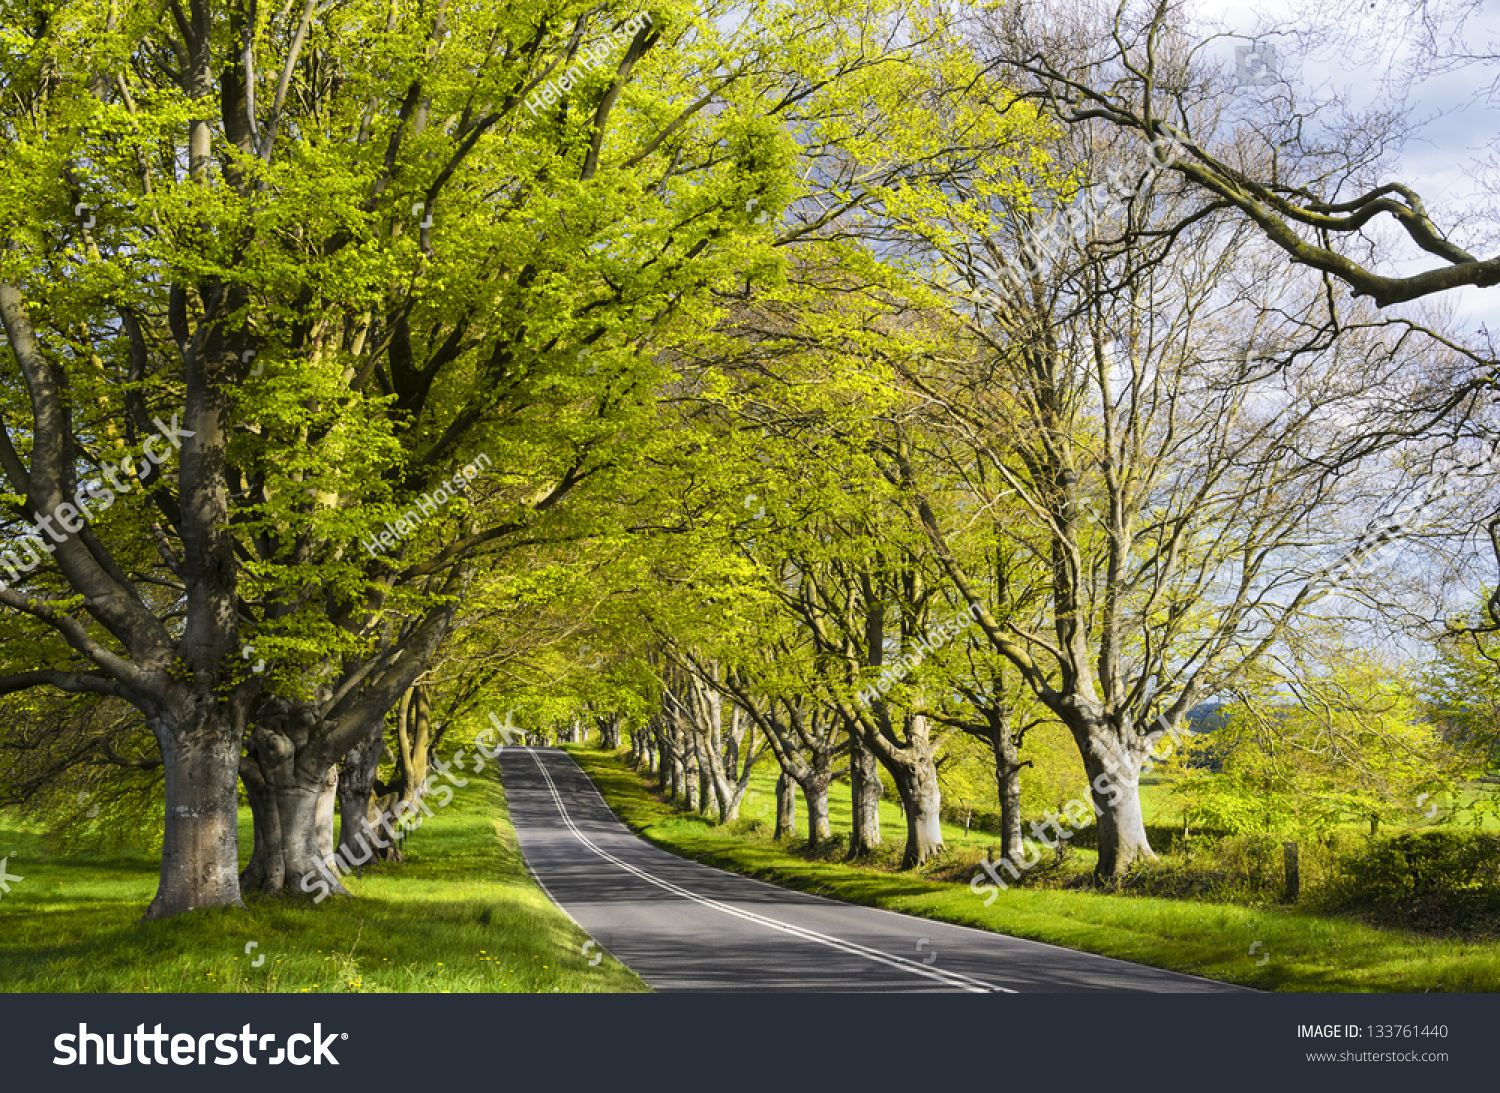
[524,749,1013,994]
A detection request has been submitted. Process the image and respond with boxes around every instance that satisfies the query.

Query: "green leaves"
[1165,647,1472,839]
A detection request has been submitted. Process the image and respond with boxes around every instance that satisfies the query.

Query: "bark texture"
[145,705,245,919]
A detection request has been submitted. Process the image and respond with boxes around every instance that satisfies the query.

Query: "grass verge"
[0,767,647,993]
[573,746,1500,992]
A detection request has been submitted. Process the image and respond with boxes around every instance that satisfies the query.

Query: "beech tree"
[862,89,1486,874]
[230,0,1030,898]
[976,0,1500,636]
[976,0,1500,308]
[1165,639,1471,837]
[712,640,846,846]
[0,0,843,915]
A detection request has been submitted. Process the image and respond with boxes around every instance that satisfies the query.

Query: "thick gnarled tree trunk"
[884,726,944,869]
[241,579,465,896]
[1077,728,1155,878]
[337,727,400,869]
[239,699,348,898]
[597,713,622,749]
[802,772,831,847]
[144,703,245,920]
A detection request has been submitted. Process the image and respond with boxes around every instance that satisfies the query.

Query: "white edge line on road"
[523,749,1013,994]
[557,751,1252,994]
[497,755,632,973]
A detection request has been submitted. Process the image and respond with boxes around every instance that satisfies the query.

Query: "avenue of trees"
[0,0,1497,919]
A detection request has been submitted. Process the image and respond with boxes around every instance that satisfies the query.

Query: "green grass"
[0,767,648,993]
[575,746,1500,992]
[716,744,1109,868]
[711,746,1471,855]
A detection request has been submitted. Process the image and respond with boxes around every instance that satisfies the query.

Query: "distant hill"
[1184,701,1230,734]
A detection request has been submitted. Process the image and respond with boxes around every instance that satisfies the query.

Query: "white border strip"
[525,749,1013,994]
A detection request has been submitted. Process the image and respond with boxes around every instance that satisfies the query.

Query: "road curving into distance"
[499,747,1249,993]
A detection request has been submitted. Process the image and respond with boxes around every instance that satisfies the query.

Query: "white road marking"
[523,749,1014,994]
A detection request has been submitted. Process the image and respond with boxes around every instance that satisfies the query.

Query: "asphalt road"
[498,747,1248,993]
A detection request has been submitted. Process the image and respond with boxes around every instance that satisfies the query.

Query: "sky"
[1161,1,1499,653]
[1192,0,1500,330]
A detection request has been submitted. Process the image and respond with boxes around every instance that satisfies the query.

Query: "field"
[0,769,646,994]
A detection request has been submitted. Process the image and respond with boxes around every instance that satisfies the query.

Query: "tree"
[1167,642,1471,837]
[870,91,1472,874]
[976,0,1500,308]
[220,0,814,897]
[0,0,275,915]
[0,0,828,914]
[975,0,1500,638]
[1421,594,1500,766]
[688,620,842,843]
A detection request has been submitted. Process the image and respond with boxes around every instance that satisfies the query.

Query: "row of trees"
[1,0,1496,918]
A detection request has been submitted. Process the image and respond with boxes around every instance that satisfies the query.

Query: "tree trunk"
[143,704,244,920]
[1080,740,1155,879]
[990,726,1026,860]
[723,718,740,781]
[774,771,797,839]
[802,774,831,848]
[890,754,944,869]
[698,727,738,824]
[695,736,713,815]
[847,732,883,859]
[337,725,400,870]
[315,765,338,862]
[394,684,433,806]
[238,699,349,898]
[662,731,676,796]
[247,765,344,896]
[239,749,282,895]
[705,752,731,823]
[682,738,699,811]
[598,713,622,750]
